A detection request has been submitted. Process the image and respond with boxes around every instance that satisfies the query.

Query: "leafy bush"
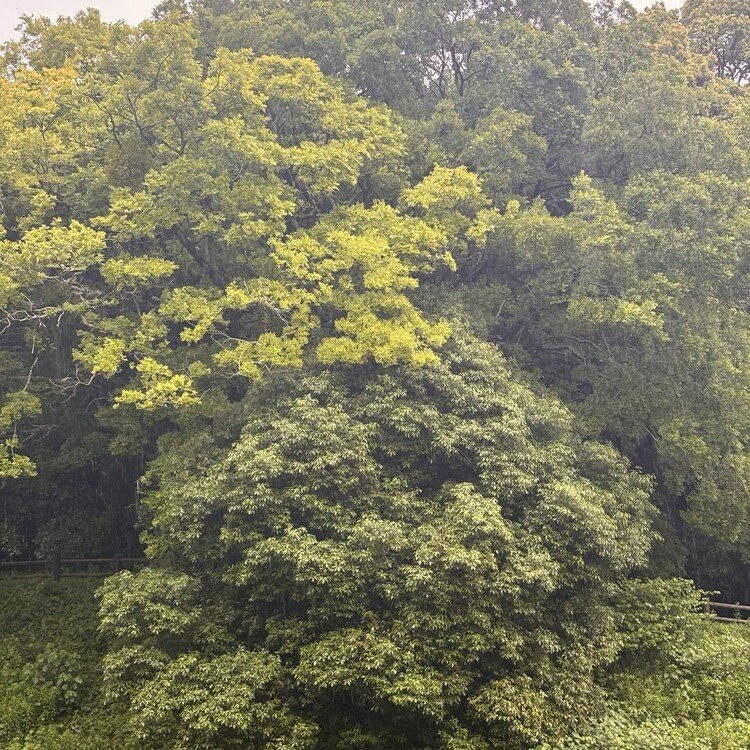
[29,646,84,712]
[3,712,138,750]
[538,581,750,749]
[0,680,57,745]
[0,580,120,746]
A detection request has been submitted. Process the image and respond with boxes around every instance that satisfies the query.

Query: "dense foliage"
[3,0,750,746]
[0,578,136,749]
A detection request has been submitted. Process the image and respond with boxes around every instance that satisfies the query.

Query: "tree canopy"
[3,0,750,747]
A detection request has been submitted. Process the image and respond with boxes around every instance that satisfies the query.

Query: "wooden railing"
[704,601,750,623]
[0,555,147,580]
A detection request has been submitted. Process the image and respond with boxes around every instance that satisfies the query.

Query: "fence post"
[52,551,61,581]
[114,554,121,573]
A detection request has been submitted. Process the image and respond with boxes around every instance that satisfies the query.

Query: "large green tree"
[99,335,653,749]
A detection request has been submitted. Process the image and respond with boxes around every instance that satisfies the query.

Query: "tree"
[3,1,750,747]
[683,0,750,84]
[0,17,487,558]
[459,172,750,593]
[100,335,653,748]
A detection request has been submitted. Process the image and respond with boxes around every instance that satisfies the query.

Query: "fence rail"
[704,601,750,623]
[0,556,147,580]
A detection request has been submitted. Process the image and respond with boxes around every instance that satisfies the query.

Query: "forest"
[3,0,750,746]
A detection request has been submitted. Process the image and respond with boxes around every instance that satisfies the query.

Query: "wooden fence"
[0,556,147,580]
[704,601,750,623]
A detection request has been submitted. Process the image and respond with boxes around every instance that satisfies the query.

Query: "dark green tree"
[100,335,653,748]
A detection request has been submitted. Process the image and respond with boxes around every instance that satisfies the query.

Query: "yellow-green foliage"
[0,47,490,411]
[0,391,41,478]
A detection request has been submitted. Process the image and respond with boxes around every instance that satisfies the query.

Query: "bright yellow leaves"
[0,65,84,231]
[78,336,128,379]
[268,201,456,367]
[5,220,106,279]
[401,165,490,253]
[115,359,200,410]
[100,256,178,290]
[0,48,493,412]
[159,288,227,344]
[151,196,460,378]
[0,220,108,323]
[0,390,42,479]
[316,298,451,367]
[103,162,485,401]
[81,53,492,408]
